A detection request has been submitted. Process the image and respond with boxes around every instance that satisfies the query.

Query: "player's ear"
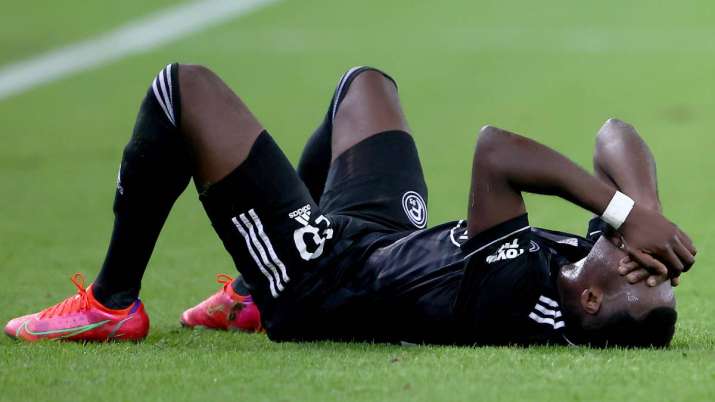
[580,288,603,315]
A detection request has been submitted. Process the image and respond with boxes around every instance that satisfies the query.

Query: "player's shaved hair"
[580,306,677,348]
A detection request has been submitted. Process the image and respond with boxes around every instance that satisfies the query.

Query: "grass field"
[2,1,715,401]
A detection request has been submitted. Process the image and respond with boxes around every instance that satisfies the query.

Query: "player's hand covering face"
[618,256,681,287]
[617,205,696,286]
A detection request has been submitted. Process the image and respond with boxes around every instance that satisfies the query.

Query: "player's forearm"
[480,126,617,217]
[593,119,661,211]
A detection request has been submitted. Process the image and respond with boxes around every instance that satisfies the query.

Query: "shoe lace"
[39,273,89,319]
[216,273,234,290]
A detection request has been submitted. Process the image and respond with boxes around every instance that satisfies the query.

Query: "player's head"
[558,235,677,347]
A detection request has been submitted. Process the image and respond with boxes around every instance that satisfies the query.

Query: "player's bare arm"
[592,118,694,286]
[593,118,661,212]
[467,125,695,278]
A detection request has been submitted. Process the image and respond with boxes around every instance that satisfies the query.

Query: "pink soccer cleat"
[4,273,149,342]
[180,274,262,332]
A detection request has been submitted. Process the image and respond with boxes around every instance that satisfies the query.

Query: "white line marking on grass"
[0,0,280,101]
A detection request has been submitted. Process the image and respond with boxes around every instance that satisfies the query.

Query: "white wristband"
[601,191,635,230]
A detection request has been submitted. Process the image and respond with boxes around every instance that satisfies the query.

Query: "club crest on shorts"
[402,191,427,228]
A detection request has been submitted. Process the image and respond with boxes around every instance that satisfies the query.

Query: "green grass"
[1,0,714,401]
[0,0,186,64]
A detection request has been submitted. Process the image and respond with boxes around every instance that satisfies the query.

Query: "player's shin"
[93,63,192,309]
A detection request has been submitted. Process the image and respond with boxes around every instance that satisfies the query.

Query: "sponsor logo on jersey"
[557,237,579,247]
[288,204,312,223]
[289,204,334,262]
[401,191,427,228]
[486,238,525,264]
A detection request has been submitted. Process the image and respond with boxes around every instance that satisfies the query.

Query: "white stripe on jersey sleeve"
[529,312,565,329]
[538,295,559,308]
[534,303,562,318]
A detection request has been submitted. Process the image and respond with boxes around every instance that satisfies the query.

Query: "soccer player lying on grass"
[5,65,696,346]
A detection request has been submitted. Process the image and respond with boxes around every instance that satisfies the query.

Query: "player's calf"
[93,63,193,310]
[96,63,264,309]
[5,64,193,342]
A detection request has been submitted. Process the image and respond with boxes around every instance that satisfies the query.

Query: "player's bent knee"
[179,64,216,79]
[349,69,396,94]
[475,125,515,164]
[479,125,500,137]
[477,125,505,147]
[337,69,400,119]
[178,64,221,91]
[597,117,637,143]
[602,117,634,131]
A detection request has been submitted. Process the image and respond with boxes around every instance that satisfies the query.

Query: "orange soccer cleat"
[180,274,262,332]
[4,273,149,342]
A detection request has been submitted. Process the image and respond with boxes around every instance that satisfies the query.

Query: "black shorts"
[200,130,427,340]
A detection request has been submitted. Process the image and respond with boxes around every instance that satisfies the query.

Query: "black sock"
[296,112,332,202]
[231,276,251,296]
[296,66,397,203]
[93,64,192,309]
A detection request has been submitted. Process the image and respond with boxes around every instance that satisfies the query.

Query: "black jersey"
[308,214,604,345]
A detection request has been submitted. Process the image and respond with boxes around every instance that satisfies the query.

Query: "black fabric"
[259,213,594,345]
[199,129,428,341]
[284,214,594,345]
[231,276,251,296]
[296,114,332,202]
[200,129,597,345]
[200,131,345,338]
[316,220,472,343]
[586,216,612,242]
[321,131,428,231]
[94,63,191,309]
[454,215,594,345]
